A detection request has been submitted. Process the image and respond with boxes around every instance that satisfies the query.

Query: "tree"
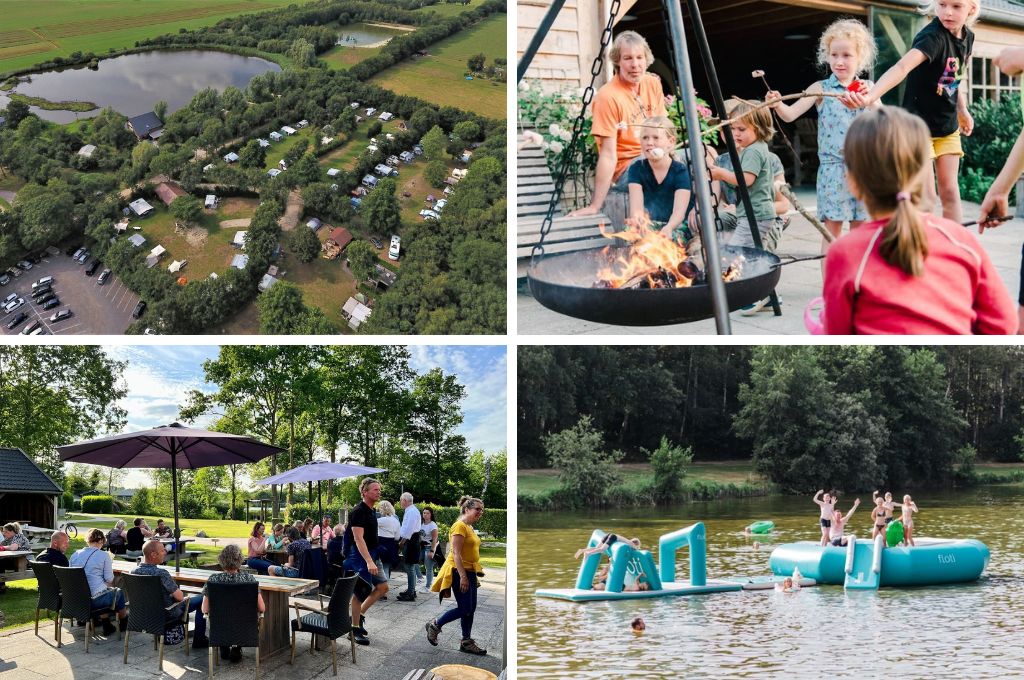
[420,125,447,161]
[291,153,322,186]
[239,139,266,169]
[170,195,202,225]
[0,346,128,481]
[301,183,335,217]
[367,121,383,139]
[647,437,692,501]
[467,52,486,71]
[287,38,316,67]
[15,181,75,250]
[409,107,439,137]
[425,160,448,188]
[362,178,401,235]
[406,368,470,504]
[153,100,168,122]
[347,240,378,283]
[257,282,308,334]
[289,223,321,263]
[545,415,622,506]
[3,100,30,128]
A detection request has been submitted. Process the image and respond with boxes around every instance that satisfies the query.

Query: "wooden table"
[0,550,34,584]
[111,562,318,656]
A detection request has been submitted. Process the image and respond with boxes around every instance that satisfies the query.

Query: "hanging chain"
[530,0,621,264]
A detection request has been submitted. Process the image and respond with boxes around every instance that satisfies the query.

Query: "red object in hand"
[847,80,863,93]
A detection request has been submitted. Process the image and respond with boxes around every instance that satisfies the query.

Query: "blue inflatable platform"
[769,537,989,588]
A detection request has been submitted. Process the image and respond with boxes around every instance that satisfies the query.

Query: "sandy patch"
[219,218,251,229]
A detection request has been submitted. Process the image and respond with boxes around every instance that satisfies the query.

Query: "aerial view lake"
[335,21,410,46]
[0,50,281,124]
[518,485,1024,678]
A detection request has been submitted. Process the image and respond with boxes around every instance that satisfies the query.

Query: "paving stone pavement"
[518,190,1024,335]
[0,568,505,680]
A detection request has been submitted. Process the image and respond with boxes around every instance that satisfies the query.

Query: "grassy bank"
[5,92,96,111]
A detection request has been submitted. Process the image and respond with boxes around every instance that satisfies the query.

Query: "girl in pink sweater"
[823,106,1017,334]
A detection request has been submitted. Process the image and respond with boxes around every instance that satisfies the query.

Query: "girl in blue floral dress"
[768,19,878,256]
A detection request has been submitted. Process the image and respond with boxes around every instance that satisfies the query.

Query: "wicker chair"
[289,575,357,677]
[120,573,192,671]
[28,561,61,643]
[52,566,121,653]
[206,580,262,680]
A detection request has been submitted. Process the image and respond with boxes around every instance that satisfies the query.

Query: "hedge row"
[81,494,115,514]
[284,502,506,540]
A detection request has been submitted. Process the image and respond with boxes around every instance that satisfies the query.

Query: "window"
[968,56,1022,104]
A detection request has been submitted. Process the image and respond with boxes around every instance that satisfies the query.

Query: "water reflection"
[0,50,281,124]
[335,21,407,46]
[518,486,1024,678]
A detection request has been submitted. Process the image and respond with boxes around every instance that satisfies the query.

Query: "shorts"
[346,556,387,601]
[275,566,299,578]
[830,537,845,547]
[820,518,831,528]
[731,215,783,253]
[930,130,963,159]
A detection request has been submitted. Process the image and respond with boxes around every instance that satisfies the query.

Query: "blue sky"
[101,345,506,486]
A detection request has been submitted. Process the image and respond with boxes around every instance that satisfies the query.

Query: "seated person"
[245,522,274,575]
[301,518,314,541]
[310,516,335,546]
[202,545,265,663]
[626,116,693,246]
[268,526,308,577]
[69,529,127,635]
[154,519,173,538]
[36,531,70,567]
[0,522,30,552]
[107,520,128,555]
[265,523,286,551]
[133,539,208,648]
[126,518,152,557]
[326,524,346,577]
[622,562,650,592]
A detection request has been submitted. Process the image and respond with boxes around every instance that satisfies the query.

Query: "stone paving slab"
[0,568,505,680]
[517,190,1024,335]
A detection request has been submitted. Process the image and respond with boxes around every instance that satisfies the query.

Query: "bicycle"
[58,520,78,539]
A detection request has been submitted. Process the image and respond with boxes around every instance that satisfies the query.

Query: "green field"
[0,0,317,75]
[371,13,506,119]
[414,0,486,18]
[518,461,765,497]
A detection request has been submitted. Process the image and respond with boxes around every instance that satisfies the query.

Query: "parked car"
[0,273,9,286]
[97,269,112,285]
[85,260,101,276]
[6,312,27,330]
[42,297,60,310]
[2,293,15,307]
[50,309,72,323]
[21,319,41,335]
[26,253,42,264]
[35,293,56,306]
[132,300,147,319]
[370,236,383,249]
[434,199,447,212]
[16,260,32,271]
[71,247,85,260]
[3,297,25,314]
[32,276,54,290]
[32,285,52,300]
[65,245,80,257]
[29,326,45,335]
[75,250,90,264]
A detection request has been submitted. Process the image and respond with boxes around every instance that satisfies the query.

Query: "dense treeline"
[519,346,1024,492]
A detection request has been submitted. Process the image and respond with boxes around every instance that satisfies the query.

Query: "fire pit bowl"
[527,245,782,326]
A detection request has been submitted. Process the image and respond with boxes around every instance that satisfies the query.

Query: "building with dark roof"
[126,111,164,140]
[0,448,61,529]
[155,181,187,207]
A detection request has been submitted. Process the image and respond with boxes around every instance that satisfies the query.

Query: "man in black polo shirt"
[36,531,70,567]
[343,477,388,645]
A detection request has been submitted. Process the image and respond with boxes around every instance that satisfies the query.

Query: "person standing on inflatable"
[813,490,836,547]
[898,495,920,546]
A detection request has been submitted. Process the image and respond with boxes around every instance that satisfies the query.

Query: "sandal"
[460,639,486,656]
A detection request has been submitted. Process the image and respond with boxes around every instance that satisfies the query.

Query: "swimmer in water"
[775,576,800,593]
[631,617,646,634]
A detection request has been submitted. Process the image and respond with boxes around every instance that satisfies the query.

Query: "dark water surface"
[1,50,280,124]
[518,486,1024,678]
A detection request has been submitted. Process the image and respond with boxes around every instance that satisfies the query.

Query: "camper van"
[388,235,401,261]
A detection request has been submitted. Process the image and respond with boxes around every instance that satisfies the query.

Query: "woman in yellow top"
[424,495,486,656]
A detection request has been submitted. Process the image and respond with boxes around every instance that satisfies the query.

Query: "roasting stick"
[776,182,835,243]
[703,92,848,135]
[751,70,798,160]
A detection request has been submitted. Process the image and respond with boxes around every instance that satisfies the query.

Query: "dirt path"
[0,190,15,204]
[279,189,303,231]
[219,218,251,229]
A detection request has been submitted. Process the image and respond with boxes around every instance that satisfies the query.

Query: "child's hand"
[840,90,870,110]
[994,46,1024,76]
[958,108,974,136]
[978,191,1011,233]
[765,90,783,108]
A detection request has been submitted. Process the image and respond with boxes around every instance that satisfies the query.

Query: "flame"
[596,216,696,288]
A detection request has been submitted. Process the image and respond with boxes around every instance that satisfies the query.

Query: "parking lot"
[1,251,139,335]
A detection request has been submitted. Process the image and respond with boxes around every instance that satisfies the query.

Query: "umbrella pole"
[171,448,181,574]
[317,480,323,541]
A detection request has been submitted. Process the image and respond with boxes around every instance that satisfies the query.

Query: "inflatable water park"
[535,522,989,602]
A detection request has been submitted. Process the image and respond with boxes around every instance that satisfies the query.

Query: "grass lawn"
[478,545,505,570]
[322,44,384,70]
[414,0,485,18]
[263,127,317,170]
[129,198,258,280]
[371,13,506,119]
[286,247,359,332]
[0,175,26,192]
[65,512,257,538]
[518,461,765,497]
[0,0,317,75]
[0,197,9,211]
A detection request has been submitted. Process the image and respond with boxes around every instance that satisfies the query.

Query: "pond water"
[335,21,409,46]
[0,50,281,124]
[518,485,1024,678]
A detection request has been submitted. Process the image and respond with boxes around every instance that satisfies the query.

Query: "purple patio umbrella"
[255,461,386,524]
[58,423,284,572]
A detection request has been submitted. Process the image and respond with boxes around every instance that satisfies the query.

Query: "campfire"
[593,218,743,289]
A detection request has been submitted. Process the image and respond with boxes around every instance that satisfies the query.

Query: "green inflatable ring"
[747,520,774,534]
[886,520,904,547]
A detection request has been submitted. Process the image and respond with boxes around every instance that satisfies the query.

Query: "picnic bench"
[516,134,609,278]
[0,550,34,584]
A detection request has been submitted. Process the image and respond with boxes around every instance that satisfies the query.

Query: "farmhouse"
[224,152,240,163]
[128,198,155,217]
[126,111,164,140]
[154,182,186,207]
[77,144,96,158]
[0,448,61,531]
